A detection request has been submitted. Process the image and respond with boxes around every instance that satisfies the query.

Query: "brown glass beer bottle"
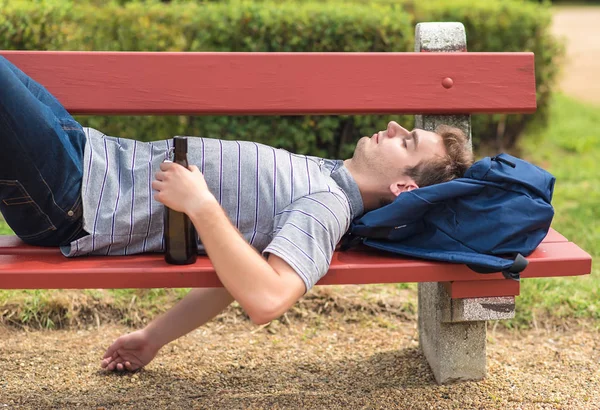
[164,137,198,265]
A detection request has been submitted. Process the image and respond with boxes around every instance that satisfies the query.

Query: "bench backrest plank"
[2,51,536,115]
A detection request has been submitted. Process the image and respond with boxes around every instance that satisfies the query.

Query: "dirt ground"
[1,316,599,409]
[1,6,599,410]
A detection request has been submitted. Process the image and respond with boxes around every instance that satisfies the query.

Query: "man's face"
[351,121,445,189]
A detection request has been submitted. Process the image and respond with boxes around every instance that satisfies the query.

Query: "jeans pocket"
[0,180,56,240]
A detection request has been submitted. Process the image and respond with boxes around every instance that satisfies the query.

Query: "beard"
[351,136,378,170]
[351,136,369,160]
[350,137,405,184]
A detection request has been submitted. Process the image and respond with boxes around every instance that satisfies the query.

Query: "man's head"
[345,121,473,210]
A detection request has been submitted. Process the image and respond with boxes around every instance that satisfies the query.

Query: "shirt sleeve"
[263,191,351,292]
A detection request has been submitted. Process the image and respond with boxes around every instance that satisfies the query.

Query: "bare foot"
[101,329,161,372]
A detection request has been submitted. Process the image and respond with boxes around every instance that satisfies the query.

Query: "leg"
[0,56,86,246]
[101,288,234,372]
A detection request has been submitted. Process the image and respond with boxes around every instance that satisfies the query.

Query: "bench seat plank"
[540,228,568,243]
[1,51,536,115]
[0,236,590,291]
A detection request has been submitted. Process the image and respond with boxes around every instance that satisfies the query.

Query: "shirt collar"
[329,160,364,219]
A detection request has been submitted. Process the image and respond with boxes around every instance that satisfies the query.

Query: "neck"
[343,159,388,212]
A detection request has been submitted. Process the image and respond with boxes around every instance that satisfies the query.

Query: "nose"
[386,121,410,138]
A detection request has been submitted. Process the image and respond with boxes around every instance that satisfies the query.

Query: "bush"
[0,0,563,156]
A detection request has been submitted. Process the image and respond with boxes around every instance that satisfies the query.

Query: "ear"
[389,180,418,197]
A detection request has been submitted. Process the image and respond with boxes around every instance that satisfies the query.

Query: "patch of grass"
[0,220,13,235]
[0,287,190,329]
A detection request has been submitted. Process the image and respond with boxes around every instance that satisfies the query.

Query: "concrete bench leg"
[417,283,515,384]
[413,22,516,384]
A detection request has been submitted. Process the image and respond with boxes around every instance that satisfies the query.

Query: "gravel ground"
[1,316,599,409]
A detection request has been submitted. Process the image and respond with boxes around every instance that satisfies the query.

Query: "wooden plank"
[443,280,520,299]
[0,241,590,290]
[1,51,536,115]
[543,228,568,243]
[0,237,58,255]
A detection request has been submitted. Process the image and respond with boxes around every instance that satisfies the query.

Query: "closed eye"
[403,139,408,149]
[411,130,420,150]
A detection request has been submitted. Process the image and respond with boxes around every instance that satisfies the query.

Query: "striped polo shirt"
[61,128,364,291]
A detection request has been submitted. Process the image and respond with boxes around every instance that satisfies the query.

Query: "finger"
[103,339,123,359]
[124,361,134,371]
[100,357,115,368]
[151,180,163,191]
[159,162,174,171]
[155,170,166,181]
[153,192,163,203]
[104,355,124,370]
[189,165,199,173]
[116,363,124,371]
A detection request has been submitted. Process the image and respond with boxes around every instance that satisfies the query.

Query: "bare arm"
[154,162,306,324]
[101,287,233,371]
[145,287,234,346]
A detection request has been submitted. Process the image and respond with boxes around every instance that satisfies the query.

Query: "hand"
[100,329,161,372]
[153,162,216,215]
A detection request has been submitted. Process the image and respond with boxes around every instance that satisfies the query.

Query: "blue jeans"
[0,56,86,246]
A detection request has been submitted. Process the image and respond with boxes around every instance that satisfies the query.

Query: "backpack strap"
[339,232,364,251]
[502,253,528,281]
[467,253,528,281]
[491,155,516,168]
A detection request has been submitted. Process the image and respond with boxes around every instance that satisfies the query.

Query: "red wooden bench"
[0,22,591,384]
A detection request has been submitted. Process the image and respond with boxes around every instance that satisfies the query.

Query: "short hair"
[404,125,474,188]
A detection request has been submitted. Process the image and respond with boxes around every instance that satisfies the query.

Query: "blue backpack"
[342,153,556,281]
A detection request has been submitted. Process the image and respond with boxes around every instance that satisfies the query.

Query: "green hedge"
[0,0,562,157]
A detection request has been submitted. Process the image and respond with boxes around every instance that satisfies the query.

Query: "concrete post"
[418,283,486,383]
[414,22,516,384]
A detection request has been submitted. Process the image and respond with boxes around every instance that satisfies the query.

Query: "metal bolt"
[442,77,454,89]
